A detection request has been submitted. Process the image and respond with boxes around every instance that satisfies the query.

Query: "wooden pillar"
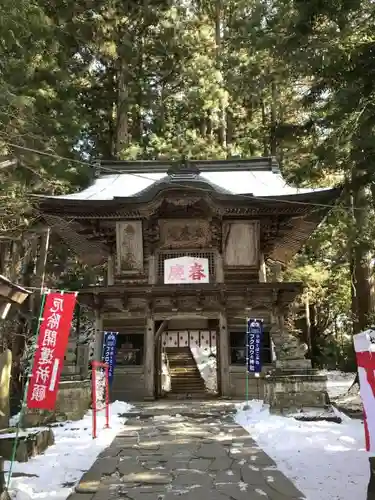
[107,255,114,286]
[270,261,282,282]
[219,312,230,396]
[10,240,20,282]
[35,228,50,289]
[258,253,267,282]
[93,308,103,361]
[215,253,224,283]
[144,317,155,399]
[148,255,156,284]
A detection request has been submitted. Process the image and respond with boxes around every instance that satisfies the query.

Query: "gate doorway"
[154,319,220,399]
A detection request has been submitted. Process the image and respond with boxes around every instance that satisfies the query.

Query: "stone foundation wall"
[264,373,329,411]
[229,367,266,399]
[22,379,91,427]
[110,366,145,402]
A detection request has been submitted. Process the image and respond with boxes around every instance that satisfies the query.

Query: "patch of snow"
[9,413,21,427]
[190,347,217,393]
[318,370,356,400]
[161,353,171,392]
[7,400,132,500]
[235,400,368,500]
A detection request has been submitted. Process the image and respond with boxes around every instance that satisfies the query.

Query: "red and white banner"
[26,292,77,410]
[353,330,375,452]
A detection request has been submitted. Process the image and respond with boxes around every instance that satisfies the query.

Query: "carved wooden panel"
[223,221,259,267]
[116,221,143,273]
[159,219,210,249]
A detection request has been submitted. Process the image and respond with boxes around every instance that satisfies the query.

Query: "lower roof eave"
[76,281,304,296]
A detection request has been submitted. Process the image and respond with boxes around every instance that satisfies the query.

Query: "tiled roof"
[48,170,329,201]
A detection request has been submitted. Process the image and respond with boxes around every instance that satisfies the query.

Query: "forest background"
[1,0,374,373]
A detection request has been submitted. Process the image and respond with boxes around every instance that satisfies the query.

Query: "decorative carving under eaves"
[154,297,172,309]
[210,218,222,249]
[167,195,201,206]
[144,217,160,252]
[159,219,211,249]
[137,191,224,218]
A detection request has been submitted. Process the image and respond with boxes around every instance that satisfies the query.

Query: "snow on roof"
[52,170,328,201]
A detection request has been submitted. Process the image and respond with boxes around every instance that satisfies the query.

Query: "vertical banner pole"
[105,363,109,429]
[7,292,48,489]
[244,318,250,410]
[247,318,264,405]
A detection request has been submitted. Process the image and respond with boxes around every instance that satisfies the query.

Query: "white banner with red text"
[164,256,209,284]
[353,329,375,452]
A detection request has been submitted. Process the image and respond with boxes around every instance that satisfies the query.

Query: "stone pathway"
[68,401,305,500]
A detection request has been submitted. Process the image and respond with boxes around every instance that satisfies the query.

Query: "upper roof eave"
[35,185,342,213]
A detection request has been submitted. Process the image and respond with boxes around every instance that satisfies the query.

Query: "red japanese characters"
[164,256,209,284]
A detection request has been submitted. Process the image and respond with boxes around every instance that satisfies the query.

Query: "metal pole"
[244,318,250,410]
[105,364,109,429]
[7,292,47,489]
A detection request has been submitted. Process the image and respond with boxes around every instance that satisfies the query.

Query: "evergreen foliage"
[2,0,375,369]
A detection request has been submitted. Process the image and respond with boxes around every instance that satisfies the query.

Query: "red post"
[91,361,109,439]
[92,361,98,439]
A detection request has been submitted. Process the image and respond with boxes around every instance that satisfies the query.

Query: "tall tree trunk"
[351,183,371,334]
[160,82,166,134]
[132,36,144,143]
[261,100,269,156]
[226,109,233,148]
[270,78,278,156]
[115,55,129,156]
[215,0,226,147]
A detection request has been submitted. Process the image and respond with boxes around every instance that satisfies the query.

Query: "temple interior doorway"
[154,318,219,399]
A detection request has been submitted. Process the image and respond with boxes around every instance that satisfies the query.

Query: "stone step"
[168,361,196,365]
[169,388,206,394]
[169,367,200,372]
[168,357,194,361]
[171,382,205,388]
[171,378,205,385]
[165,392,210,399]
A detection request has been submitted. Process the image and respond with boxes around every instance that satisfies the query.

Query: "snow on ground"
[190,347,217,393]
[319,370,356,400]
[7,400,132,500]
[236,400,368,500]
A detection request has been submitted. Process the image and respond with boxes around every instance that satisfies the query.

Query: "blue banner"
[102,331,118,384]
[247,319,263,373]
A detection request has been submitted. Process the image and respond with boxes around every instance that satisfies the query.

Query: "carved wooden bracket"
[171,296,178,312]
[245,287,253,308]
[272,288,282,309]
[195,290,203,311]
[218,289,227,311]
[121,293,129,311]
[92,294,104,312]
[145,291,154,314]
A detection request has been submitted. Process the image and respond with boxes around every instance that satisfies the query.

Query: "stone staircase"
[165,347,208,399]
